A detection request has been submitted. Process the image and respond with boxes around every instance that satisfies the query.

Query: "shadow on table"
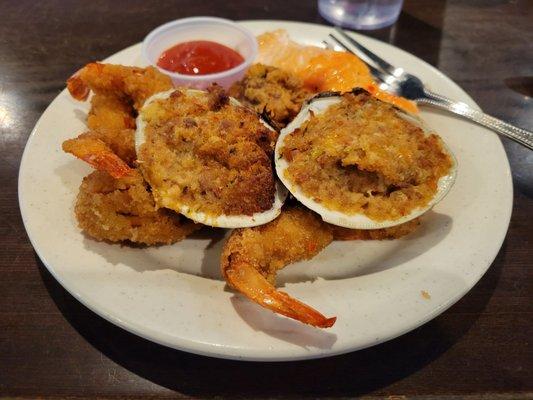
[37,240,505,398]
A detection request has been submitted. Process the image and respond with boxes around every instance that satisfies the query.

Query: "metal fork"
[326,27,533,150]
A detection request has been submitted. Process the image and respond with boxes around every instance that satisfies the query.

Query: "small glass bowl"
[142,17,257,89]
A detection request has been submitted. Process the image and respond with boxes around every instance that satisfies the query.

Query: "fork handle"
[417,90,533,150]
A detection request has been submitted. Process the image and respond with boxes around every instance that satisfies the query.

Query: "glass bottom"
[318,0,403,30]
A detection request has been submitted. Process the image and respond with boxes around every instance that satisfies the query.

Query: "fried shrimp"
[87,93,135,131]
[221,206,336,328]
[220,202,423,327]
[67,63,173,110]
[85,94,137,164]
[63,62,200,245]
[228,63,311,128]
[62,133,133,178]
[66,63,171,165]
[82,128,136,166]
[76,170,199,245]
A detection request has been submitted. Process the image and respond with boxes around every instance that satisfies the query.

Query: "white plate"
[18,20,512,361]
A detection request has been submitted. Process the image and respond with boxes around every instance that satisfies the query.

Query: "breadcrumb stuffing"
[229,63,312,128]
[281,90,453,221]
[138,86,278,217]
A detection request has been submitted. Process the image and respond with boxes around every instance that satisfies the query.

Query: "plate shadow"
[278,211,452,284]
[36,240,506,398]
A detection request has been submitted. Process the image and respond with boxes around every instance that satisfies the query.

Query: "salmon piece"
[256,30,418,114]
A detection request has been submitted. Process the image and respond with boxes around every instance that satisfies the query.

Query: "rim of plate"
[17,20,513,361]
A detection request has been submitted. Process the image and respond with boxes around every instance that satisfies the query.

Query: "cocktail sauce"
[157,40,244,75]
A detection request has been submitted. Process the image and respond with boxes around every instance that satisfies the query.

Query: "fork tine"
[333,27,402,77]
[327,34,390,85]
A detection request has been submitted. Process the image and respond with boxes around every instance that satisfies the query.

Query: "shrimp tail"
[67,68,90,101]
[224,255,336,328]
[65,62,173,109]
[62,133,132,179]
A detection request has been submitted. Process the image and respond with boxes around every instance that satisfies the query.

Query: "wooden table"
[2,0,532,398]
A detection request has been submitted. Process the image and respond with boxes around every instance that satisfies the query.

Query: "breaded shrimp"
[220,203,422,327]
[62,133,133,178]
[87,94,136,131]
[67,63,173,110]
[76,170,199,245]
[221,206,336,328]
[82,128,136,166]
[85,94,137,164]
[64,63,199,245]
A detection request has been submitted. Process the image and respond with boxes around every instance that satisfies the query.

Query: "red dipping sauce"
[157,40,245,75]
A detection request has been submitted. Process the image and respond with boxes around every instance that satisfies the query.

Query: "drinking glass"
[318,0,404,30]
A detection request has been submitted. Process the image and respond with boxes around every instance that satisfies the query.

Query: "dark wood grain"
[1,0,531,398]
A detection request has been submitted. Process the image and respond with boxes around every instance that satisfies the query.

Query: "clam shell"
[136,89,287,228]
[274,90,457,229]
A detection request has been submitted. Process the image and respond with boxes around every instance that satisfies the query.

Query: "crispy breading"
[81,128,136,166]
[66,63,171,171]
[68,63,173,110]
[220,205,336,328]
[64,63,200,245]
[222,205,333,285]
[138,86,278,217]
[85,94,137,164]
[222,203,421,285]
[87,94,135,131]
[75,170,199,245]
[228,63,311,128]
